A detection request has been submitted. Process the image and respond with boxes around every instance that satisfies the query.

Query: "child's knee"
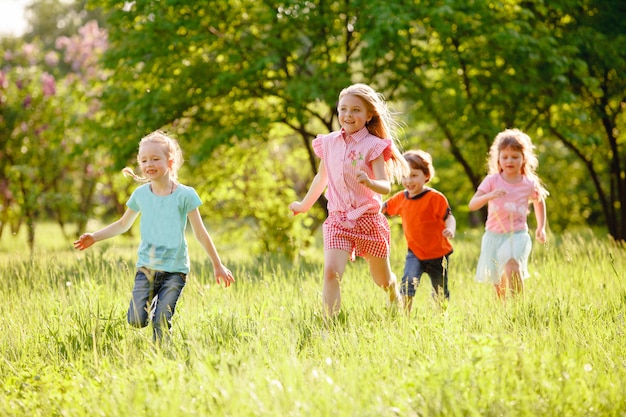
[505,258,520,274]
[323,268,342,283]
[127,309,149,328]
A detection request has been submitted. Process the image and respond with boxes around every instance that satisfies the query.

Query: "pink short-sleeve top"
[478,173,541,233]
[313,127,391,221]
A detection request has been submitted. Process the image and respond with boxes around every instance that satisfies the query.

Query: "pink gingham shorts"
[323,212,390,260]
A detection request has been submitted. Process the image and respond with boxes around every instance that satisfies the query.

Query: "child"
[382,150,456,313]
[289,83,409,318]
[469,128,548,300]
[74,130,234,343]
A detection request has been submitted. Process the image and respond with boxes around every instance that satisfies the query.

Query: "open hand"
[74,233,96,251]
[215,264,235,287]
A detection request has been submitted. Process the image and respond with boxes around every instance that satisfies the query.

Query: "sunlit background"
[0,0,28,36]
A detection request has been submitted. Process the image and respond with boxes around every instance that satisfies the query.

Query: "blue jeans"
[127,268,186,342]
[400,250,450,300]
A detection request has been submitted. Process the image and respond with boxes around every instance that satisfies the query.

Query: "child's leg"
[496,258,523,300]
[401,251,421,314]
[504,258,524,296]
[152,272,186,343]
[426,257,450,303]
[365,255,402,307]
[323,249,350,318]
[495,232,531,300]
[127,269,153,329]
[495,281,507,300]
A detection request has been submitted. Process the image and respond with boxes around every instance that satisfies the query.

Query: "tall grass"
[0,224,625,416]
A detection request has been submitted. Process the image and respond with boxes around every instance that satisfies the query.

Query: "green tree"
[5,0,623,252]
[0,19,110,250]
[92,0,414,254]
[542,0,626,240]
[353,0,626,239]
[0,40,76,247]
[90,0,626,243]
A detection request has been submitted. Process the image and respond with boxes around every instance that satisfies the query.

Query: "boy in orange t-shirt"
[382,150,456,312]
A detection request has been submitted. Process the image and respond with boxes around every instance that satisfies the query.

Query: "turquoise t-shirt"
[127,183,202,274]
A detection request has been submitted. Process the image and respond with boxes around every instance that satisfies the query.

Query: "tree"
[89,0,626,243]
[92,0,416,254]
[4,0,623,252]
[352,0,626,240]
[0,19,110,250]
[542,0,626,240]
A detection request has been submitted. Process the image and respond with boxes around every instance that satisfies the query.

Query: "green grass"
[1,224,625,416]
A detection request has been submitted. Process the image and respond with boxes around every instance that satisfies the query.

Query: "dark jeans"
[127,268,186,342]
[400,250,450,300]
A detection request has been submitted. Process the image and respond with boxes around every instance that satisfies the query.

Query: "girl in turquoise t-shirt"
[74,130,234,343]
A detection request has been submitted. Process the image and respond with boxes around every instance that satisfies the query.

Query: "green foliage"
[1,228,625,416]
[0,15,112,245]
[353,0,626,238]
[189,133,322,257]
[2,0,626,254]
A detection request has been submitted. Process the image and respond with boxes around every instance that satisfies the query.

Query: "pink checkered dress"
[313,127,393,259]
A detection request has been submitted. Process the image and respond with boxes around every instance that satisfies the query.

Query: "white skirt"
[475,230,532,284]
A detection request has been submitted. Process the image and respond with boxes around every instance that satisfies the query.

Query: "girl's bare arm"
[289,160,328,214]
[188,208,234,286]
[74,208,138,250]
[533,199,547,244]
[356,155,391,195]
[469,189,507,211]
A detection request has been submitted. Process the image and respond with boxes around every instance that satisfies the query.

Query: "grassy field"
[1,223,625,416]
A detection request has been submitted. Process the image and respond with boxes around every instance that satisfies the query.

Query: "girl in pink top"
[289,83,409,318]
[469,129,548,300]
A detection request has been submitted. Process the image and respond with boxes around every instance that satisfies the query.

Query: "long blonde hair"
[338,84,409,183]
[122,130,184,182]
[488,128,548,199]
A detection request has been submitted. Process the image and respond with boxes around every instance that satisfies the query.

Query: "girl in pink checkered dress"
[289,84,409,318]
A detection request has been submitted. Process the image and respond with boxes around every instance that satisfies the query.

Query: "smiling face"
[137,141,172,181]
[337,94,372,135]
[402,167,429,197]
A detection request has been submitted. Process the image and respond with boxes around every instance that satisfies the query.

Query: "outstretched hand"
[215,264,235,287]
[74,233,96,251]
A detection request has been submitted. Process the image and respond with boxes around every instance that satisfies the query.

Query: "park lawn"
[0,224,625,416]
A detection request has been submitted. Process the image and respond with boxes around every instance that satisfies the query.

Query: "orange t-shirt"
[384,188,453,260]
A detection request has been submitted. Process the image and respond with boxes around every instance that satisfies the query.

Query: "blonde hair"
[122,130,184,182]
[403,150,435,182]
[338,83,409,183]
[488,128,548,198]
